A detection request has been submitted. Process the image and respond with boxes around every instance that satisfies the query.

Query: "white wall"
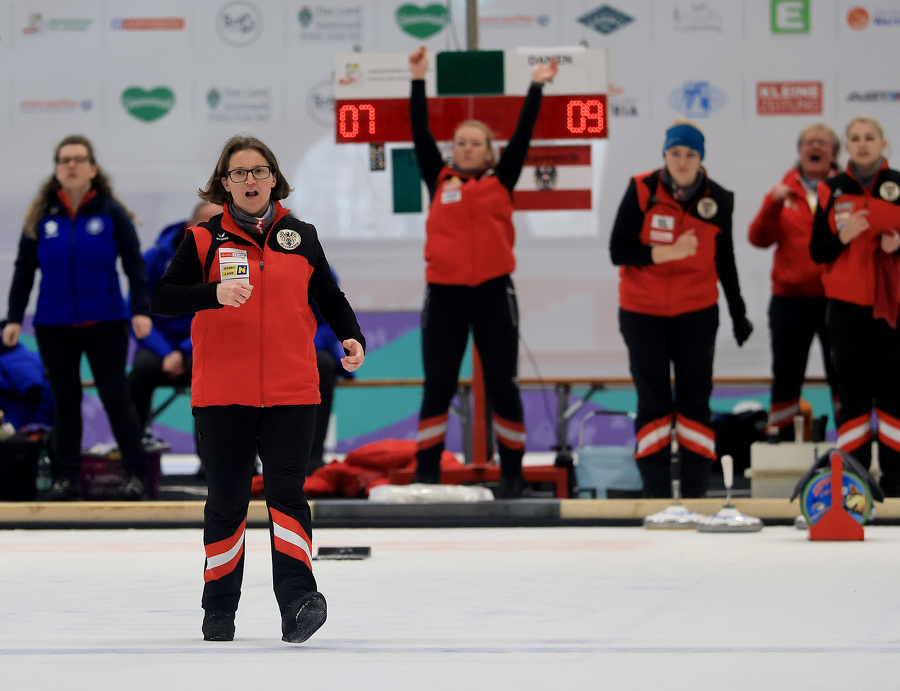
[0,0,891,377]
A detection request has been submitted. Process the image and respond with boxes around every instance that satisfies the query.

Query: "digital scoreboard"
[333,48,609,144]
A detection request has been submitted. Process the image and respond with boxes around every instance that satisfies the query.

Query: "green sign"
[122,86,175,122]
[395,3,448,39]
[771,0,809,34]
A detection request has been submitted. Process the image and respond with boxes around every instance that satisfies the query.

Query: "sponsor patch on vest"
[276,229,301,250]
[441,178,463,204]
[44,220,59,238]
[218,247,249,283]
[880,181,900,202]
[86,217,105,235]
[650,214,675,231]
[649,229,674,244]
[834,201,854,212]
[696,197,718,219]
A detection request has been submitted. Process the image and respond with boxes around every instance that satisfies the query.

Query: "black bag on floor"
[0,434,43,501]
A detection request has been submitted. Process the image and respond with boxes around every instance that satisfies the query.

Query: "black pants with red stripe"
[826,299,900,495]
[416,275,525,478]
[768,295,840,438]
[194,405,317,614]
[619,305,718,498]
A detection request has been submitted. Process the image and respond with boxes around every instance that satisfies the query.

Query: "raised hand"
[409,46,428,79]
[531,57,558,84]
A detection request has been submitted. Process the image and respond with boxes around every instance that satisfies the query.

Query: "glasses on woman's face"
[225,166,271,183]
[800,138,831,148]
[57,156,90,166]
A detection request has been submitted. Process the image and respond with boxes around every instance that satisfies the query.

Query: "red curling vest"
[424,165,516,286]
[188,203,321,408]
[618,171,726,317]
[819,160,900,307]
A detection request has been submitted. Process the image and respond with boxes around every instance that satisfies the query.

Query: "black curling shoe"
[202,610,235,641]
[281,591,327,643]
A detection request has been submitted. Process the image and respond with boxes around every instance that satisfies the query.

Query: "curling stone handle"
[721,454,734,490]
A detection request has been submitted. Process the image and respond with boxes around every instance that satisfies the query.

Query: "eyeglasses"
[225,166,271,183]
[57,156,91,166]
[800,138,831,148]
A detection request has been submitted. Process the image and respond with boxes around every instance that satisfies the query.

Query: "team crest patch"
[276,229,301,249]
[880,181,900,202]
[697,197,718,219]
[86,217,105,235]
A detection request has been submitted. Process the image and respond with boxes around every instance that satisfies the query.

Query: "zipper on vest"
[69,218,79,323]
[259,257,265,407]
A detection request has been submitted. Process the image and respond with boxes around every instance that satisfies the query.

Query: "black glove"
[732,315,753,347]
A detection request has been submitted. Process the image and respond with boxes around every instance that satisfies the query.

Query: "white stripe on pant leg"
[206,529,245,571]
[636,422,671,456]
[675,421,715,456]
[416,422,447,443]
[272,522,313,564]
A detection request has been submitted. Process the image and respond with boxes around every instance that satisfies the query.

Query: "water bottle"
[35,450,52,500]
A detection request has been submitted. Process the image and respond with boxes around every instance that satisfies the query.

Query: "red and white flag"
[507,145,592,211]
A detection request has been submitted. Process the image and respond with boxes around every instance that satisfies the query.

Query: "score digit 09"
[566,99,604,135]
[338,103,376,138]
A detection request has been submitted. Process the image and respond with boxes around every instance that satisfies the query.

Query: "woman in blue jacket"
[3,135,151,501]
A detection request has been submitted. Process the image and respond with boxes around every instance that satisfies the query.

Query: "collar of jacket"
[56,188,99,219]
[219,200,291,242]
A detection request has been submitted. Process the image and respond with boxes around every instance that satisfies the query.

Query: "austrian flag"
[510,145,592,211]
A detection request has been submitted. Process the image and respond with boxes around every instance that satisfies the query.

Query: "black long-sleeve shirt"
[409,79,544,199]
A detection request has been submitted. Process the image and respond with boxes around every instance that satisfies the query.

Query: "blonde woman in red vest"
[151,136,366,643]
[407,46,557,497]
[749,124,842,440]
[810,116,900,496]
[610,121,752,498]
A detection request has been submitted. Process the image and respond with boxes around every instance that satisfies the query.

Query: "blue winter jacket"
[7,191,149,326]
[132,221,193,359]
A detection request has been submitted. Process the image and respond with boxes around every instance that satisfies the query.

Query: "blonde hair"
[845,116,885,140]
[453,120,496,166]
[671,117,702,132]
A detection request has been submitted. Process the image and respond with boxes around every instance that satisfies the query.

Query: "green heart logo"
[121,86,175,122]
[395,4,448,39]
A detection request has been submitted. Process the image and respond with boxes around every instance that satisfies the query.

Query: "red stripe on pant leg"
[675,415,717,460]
[270,507,313,569]
[493,413,526,451]
[416,413,449,450]
[204,543,245,582]
[838,413,872,452]
[876,408,900,453]
[635,415,673,459]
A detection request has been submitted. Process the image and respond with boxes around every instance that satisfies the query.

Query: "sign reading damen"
[667,81,726,118]
[217,1,263,46]
[577,5,633,35]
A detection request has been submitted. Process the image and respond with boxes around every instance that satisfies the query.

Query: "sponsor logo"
[306,79,335,127]
[835,201,854,212]
[86,217,105,235]
[847,91,900,102]
[480,14,551,29]
[577,5,633,35]
[667,81,726,118]
[216,233,228,241]
[110,18,185,31]
[337,62,360,86]
[395,3,448,39]
[204,86,272,123]
[23,13,93,34]
[757,81,822,115]
[121,86,175,122]
[881,181,900,201]
[216,1,263,46]
[608,83,638,118]
[276,229,301,249]
[847,6,869,30]
[44,220,59,238]
[672,3,723,32]
[297,4,362,42]
[697,197,718,219]
[771,0,810,33]
[20,99,93,113]
[221,264,248,279]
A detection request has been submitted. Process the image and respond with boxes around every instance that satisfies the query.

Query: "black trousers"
[767,295,840,439]
[619,305,718,498]
[127,347,194,432]
[194,405,317,613]
[416,275,525,478]
[826,299,900,495]
[35,321,147,482]
[308,349,338,475]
